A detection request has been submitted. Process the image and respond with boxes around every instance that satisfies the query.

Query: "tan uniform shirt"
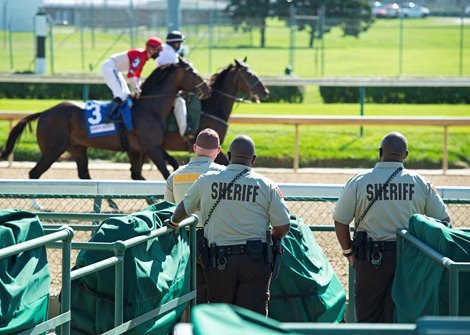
[183,163,290,246]
[333,161,449,241]
[164,156,226,227]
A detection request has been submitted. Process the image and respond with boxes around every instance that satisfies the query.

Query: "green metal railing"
[0,225,74,335]
[397,228,470,317]
[48,214,198,335]
[1,214,198,335]
[1,189,470,333]
[280,316,470,334]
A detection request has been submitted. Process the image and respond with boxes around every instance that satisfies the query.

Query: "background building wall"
[43,0,230,29]
[1,0,44,32]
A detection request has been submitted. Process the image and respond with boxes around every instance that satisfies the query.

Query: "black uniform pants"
[204,253,272,316]
[195,229,208,304]
[354,250,396,323]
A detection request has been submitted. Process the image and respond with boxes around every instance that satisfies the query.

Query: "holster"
[265,231,273,264]
[352,230,372,262]
[272,239,284,279]
[198,236,210,267]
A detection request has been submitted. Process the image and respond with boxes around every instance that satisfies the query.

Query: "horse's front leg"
[135,118,170,179]
[146,146,171,179]
[163,150,179,171]
[128,151,146,180]
[214,150,229,165]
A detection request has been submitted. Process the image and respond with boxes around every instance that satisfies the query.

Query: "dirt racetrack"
[2,161,470,300]
[1,161,470,186]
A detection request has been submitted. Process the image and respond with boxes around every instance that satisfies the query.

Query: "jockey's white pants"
[101,59,130,101]
[174,96,188,137]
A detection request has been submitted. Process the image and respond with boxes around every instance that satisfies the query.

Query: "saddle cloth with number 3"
[84,100,134,138]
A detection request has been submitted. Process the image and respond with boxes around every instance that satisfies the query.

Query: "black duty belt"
[372,240,396,251]
[210,243,268,256]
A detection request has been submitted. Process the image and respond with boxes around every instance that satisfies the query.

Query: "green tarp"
[0,209,50,335]
[393,213,470,323]
[67,201,190,335]
[269,214,346,322]
[192,304,302,335]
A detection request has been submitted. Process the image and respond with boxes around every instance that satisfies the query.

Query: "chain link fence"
[1,3,468,76]
[1,194,469,297]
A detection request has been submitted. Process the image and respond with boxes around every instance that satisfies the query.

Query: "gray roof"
[45,0,228,10]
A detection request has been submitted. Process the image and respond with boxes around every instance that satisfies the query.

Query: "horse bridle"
[213,66,262,103]
[238,69,262,93]
[201,66,262,128]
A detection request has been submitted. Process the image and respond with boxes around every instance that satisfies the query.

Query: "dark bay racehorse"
[0,59,211,180]
[129,58,270,179]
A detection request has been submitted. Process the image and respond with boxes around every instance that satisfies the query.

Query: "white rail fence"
[1,179,469,200]
[1,75,470,87]
[2,112,470,173]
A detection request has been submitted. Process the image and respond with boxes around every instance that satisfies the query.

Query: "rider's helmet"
[146,36,163,48]
[166,31,185,43]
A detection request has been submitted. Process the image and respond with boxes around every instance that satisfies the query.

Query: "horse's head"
[177,57,211,99]
[233,58,269,103]
[141,58,211,99]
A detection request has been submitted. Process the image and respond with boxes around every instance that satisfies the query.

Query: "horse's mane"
[140,64,176,95]
[209,64,235,89]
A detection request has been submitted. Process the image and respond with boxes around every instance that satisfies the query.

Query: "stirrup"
[183,133,195,142]
[182,127,195,141]
[104,113,118,124]
[183,138,193,153]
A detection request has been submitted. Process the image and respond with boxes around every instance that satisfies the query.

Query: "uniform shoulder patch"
[275,186,283,199]
[174,173,201,183]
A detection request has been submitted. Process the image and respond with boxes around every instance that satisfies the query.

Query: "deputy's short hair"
[196,128,220,150]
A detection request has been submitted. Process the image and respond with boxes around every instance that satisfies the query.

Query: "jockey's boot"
[182,125,195,142]
[182,126,195,152]
[104,97,123,123]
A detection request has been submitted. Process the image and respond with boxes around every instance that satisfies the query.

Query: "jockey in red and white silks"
[101,37,163,102]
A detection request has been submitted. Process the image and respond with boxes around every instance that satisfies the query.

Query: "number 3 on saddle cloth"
[84,100,134,138]
[166,94,202,134]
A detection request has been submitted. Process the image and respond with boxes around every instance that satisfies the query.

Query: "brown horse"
[0,59,211,180]
[129,58,270,179]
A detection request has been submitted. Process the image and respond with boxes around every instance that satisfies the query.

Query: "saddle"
[166,94,201,137]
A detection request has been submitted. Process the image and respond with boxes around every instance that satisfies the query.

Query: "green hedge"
[0,83,111,100]
[0,83,306,103]
[6,82,468,104]
[319,86,470,104]
[266,86,305,103]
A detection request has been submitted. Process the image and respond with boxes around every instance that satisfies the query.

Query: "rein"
[137,93,178,100]
[138,62,209,101]
[212,89,252,103]
[200,112,229,127]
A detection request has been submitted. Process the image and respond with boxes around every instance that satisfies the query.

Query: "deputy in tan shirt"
[164,128,225,304]
[164,128,226,217]
[167,135,290,316]
[333,131,450,323]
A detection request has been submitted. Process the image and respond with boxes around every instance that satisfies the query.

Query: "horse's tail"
[0,112,42,159]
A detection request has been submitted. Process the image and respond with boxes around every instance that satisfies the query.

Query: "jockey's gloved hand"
[133,89,142,99]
